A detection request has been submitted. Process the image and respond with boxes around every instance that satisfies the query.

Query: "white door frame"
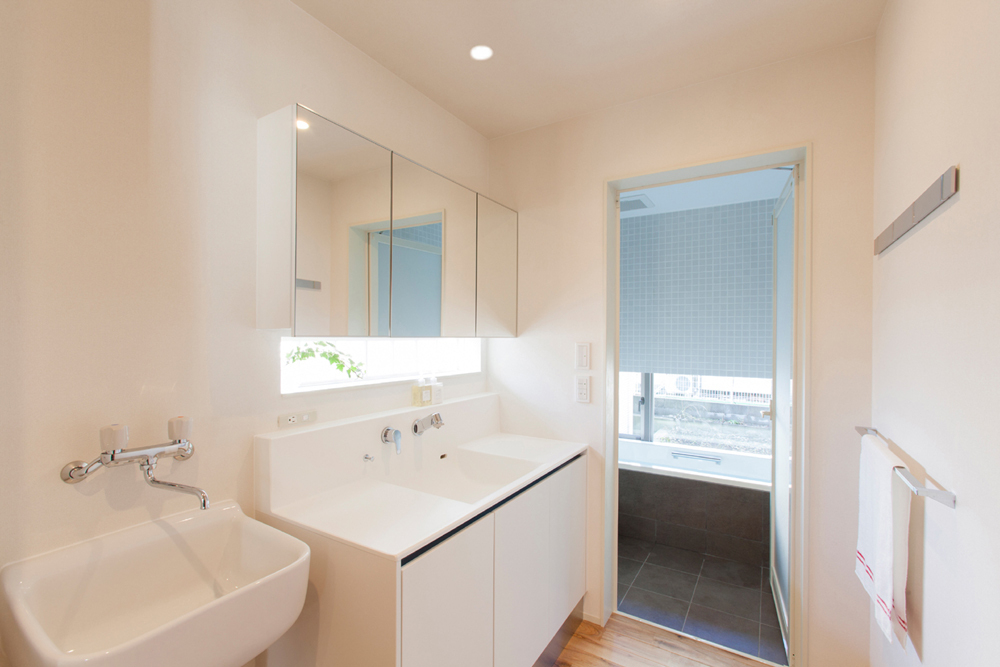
[602,144,813,666]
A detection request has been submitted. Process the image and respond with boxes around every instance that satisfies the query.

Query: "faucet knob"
[168,416,193,442]
[100,424,128,451]
[382,427,402,455]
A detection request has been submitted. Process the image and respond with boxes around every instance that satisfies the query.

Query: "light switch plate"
[575,343,590,370]
[575,375,590,403]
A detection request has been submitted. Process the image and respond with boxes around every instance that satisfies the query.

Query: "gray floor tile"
[692,577,761,621]
[760,588,781,628]
[656,523,708,552]
[701,556,762,589]
[646,544,704,574]
[618,536,653,562]
[759,623,788,664]
[618,557,643,587]
[619,587,688,632]
[682,604,760,657]
[630,562,698,602]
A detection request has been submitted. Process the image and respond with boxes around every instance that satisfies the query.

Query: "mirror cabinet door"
[390,155,477,337]
[294,106,392,336]
[476,195,518,337]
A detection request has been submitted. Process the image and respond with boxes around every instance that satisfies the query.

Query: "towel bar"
[855,426,956,508]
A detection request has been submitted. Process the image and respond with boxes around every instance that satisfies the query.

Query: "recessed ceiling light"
[470,45,493,61]
[296,119,309,130]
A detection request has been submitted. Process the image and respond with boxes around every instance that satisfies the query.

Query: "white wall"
[871,1,1000,666]
[488,39,876,665]
[0,1,487,663]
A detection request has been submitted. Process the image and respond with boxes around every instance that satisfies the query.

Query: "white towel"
[856,433,911,643]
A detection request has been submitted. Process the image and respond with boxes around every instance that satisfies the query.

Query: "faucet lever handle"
[382,427,402,455]
[168,416,193,442]
[100,424,129,451]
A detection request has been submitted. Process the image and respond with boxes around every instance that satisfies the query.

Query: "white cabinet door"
[548,457,587,626]
[401,515,494,667]
[494,480,551,667]
[494,457,587,667]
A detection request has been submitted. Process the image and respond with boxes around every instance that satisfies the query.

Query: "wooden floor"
[556,614,768,667]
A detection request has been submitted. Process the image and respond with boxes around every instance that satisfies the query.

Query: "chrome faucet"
[412,412,444,436]
[61,417,210,510]
[382,427,402,454]
[139,459,210,510]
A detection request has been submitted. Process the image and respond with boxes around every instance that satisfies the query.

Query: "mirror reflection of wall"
[360,215,443,336]
[289,105,515,338]
[294,106,391,336]
[389,216,443,336]
[476,195,518,337]
[391,156,477,337]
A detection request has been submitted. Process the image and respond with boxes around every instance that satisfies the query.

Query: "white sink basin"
[385,448,538,503]
[0,501,309,667]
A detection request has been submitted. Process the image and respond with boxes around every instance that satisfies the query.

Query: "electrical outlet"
[278,410,318,428]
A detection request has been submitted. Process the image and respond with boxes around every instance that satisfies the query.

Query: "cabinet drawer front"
[494,481,551,667]
[549,457,587,619]
[494,457,587,667]
[401,515,494,667]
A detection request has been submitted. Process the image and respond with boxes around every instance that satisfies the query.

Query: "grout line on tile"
[618,545,652,609]
[680,557,704,633]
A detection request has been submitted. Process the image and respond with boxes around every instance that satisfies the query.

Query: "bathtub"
[618,438,771,491]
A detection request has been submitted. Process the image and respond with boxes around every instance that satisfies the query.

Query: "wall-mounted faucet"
[382,427,402,454]
[412,412,444,436]
[60,417,210,510]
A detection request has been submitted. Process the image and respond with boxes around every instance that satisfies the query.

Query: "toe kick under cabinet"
[260,455,587,667]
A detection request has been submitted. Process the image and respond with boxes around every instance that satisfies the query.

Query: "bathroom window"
[619,371,772,454]
[280,337,482,394]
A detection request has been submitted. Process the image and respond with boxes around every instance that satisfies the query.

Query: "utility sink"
[0,501,309,667]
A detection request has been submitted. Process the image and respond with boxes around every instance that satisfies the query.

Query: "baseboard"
[532,598,585,667]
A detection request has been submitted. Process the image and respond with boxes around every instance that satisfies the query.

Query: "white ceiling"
[292,0,887,138]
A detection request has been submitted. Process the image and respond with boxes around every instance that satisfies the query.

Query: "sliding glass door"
[770,168,796,642]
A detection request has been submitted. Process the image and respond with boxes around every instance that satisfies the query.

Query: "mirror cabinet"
[257,104,517,338]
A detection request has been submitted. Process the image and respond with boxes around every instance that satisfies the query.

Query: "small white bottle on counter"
[427,377,443,405]
[411,377,432,406]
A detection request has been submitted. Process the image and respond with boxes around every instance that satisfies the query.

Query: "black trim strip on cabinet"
[400,453,584,567]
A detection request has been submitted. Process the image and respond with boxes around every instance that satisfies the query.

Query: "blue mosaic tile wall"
[392,222,442,248]
[620,199,775,379]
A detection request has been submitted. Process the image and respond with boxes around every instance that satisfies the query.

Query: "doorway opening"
[610,157,803,665]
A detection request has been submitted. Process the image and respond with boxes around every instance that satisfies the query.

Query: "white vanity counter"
[254,393,586,560]
[271,433,584,560]
[254,393,590,667]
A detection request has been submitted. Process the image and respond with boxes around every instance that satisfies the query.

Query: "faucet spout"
[141,463,210,510]
[412,412,445,436]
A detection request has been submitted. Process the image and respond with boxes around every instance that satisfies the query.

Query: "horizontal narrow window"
[281,337,482,394]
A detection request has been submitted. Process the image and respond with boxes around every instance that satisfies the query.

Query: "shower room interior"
[616,167,795,665]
